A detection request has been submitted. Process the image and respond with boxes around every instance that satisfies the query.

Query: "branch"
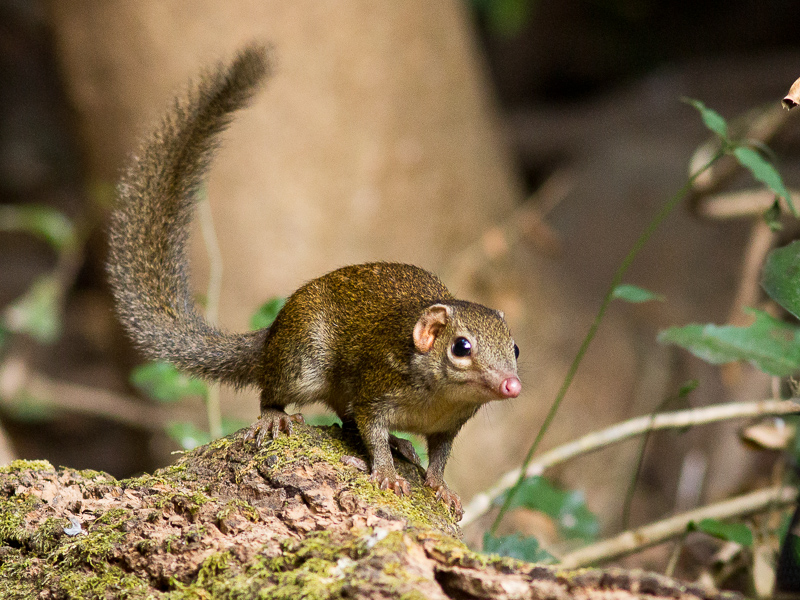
[559,485,797,569]
[462,399,800,526]
[0,352,204,430]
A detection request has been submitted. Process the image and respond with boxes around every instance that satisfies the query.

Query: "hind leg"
[244,389,305,446]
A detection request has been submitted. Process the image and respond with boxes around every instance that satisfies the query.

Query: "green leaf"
[496,476,600,542]
[677,379,699,398]
[482,532,554,563]
[733,146,797,216]
[130,361,207,403]
[2,391,54,422]
[2,275,62,343]
[658,308,800,377]
[778,509,794,546]
[690,518,753,547]
[0,205,76,250]
[763,241,800,319]
[612,284,664,304]
[250,297,286,330]
[684,98,729,140]
[166,422,210,450]
[763,198,783,232]
[470,0,533,37]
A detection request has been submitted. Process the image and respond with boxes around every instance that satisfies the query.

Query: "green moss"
[0,548,39,598]
[0,425,468,597]
[216,498,259,524]
[157,530,363,599]
[0,498,149,599]
[0,459,54,474]
[253,424,458,535]
[254,425,348,473]
[29,517,65,554]
[58,565,150,599]
[73,468,117,482]
[0,496,37,546]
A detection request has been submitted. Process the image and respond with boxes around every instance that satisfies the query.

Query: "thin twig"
[726,219,777,329]
[696,188,799,220]
[462,399,800,526]
[558,485,797,569]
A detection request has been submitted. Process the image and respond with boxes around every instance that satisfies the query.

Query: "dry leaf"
[740,418,793,450]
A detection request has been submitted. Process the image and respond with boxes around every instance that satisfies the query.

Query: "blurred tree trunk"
[47,0,522,352]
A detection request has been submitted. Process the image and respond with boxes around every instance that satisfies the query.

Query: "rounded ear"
[413,304,451,353]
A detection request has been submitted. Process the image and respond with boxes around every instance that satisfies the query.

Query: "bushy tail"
[107,45,271,389]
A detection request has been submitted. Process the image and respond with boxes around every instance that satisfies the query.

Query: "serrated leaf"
[658,308,800,377]
[130,361,207,403]
[691,518,753,547]
[684,98,729,140]
[250,297,286,330]
[0,205,76,250]
[763,241,800,320]
[166,422,210,450]
[2,275,62,343]
[612,284,664,304]
[734,146,797,216]
[496,476,599,542]
[482,532,554,563]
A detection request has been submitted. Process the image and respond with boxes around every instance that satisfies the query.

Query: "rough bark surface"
[0,424,740,599]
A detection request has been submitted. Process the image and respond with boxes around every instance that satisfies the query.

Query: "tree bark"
[0,424,741,599]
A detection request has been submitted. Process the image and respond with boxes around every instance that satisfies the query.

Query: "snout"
[499,376,521,398]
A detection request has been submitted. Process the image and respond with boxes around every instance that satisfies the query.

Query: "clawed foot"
[244,411,305,446]
[340,455,369,472]
[388,433,421,466]
[343,458,412,497]
[426,479,463,520]
[370,470,411,496]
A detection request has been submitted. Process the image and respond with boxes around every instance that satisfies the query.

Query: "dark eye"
[514,344,519,359]
[451,337,472,357]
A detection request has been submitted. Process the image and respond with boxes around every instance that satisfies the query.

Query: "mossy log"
[0,424,741,599]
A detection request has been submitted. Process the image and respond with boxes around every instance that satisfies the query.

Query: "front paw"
[369,470,411,496]
[425,479,463,520]
[244,411,305,446]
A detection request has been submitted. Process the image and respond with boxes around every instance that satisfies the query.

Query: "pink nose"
[500,376,522,398]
